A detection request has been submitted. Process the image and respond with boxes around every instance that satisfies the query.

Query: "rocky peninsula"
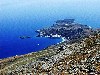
[36,19,93,41]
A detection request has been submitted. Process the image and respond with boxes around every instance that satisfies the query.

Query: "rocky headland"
[36,19,93,41]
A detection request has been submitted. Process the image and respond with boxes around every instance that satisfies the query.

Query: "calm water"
[0,0,100,59]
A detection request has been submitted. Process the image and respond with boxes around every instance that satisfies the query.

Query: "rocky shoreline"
[0,19,100,75]
[0,31,99,75]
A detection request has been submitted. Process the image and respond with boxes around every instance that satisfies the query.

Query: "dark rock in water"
[20,36,25,39]
[36,19,93,42]
[26,36,31,38]
[19,36,31,39]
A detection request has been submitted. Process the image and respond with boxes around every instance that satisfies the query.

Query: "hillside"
[0,30,100,75]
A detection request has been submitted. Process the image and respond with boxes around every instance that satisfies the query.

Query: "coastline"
[0,31,100,74]
[0,19,94,60]
[61,37,67,42]
[0,18,100,74]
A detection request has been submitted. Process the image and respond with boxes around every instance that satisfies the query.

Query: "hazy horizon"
[0,0,100,28]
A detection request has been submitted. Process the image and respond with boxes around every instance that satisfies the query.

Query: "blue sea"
[0,0,100,59]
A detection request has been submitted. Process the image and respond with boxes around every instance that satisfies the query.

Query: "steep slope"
[0,30,100,75]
